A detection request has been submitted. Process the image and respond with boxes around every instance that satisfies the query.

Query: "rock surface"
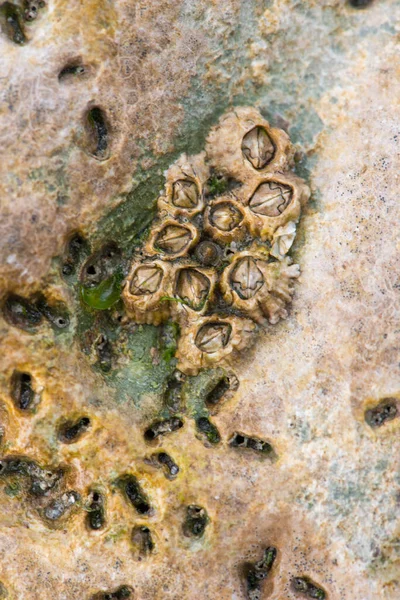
[0,1,399,599]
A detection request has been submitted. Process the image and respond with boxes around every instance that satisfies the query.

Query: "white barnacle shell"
[270,221,297,260]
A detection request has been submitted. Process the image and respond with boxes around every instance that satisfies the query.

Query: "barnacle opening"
[249,181,293,217]
[241,126,276,170]
[230,257,264,300]
[175,268,211,310]
[195,322,232,354]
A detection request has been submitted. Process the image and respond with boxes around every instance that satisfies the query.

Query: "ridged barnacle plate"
[123,259,173,325]
[175,315,257,375]
[205,106,293,183]
[171,264,217,318]
[158,152,209,218]
[145,219,200,260]
[244,173,309,241]
[204,196,248,243]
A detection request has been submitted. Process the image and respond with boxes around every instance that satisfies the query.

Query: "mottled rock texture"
[0,1,399,599]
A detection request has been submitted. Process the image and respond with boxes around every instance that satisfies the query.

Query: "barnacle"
[176,315,256,375]
[220,250,300,325]
[204,196,248,243]
[205,106,293,182]
[144,218,200,260]
[123,259,172,325]
[158,152,209,218]
[122,107,308,373]
[244,173,309,241]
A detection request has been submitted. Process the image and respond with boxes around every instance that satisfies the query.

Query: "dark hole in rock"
[291,576,326,599]
[144,417,183,442]
[86,106,109,160]
[230,432,274,456]
[243,546,277,599]
[86,489,105,531]
[91,586,133,600]
[117,475,152,516]
[10,371,35,411]
[156,451,179,479]
[34,294,70,330]
[183,504,209,538]
[131,525,155,557]
[58,416,91,443]
[0,2,26,45]
[3,294,42,331]
[365,398,398,428]
[196,417,221,445]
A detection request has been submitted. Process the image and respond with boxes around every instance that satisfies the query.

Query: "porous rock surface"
[0,1,399,599]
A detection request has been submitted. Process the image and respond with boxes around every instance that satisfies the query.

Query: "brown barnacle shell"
[205,106,293,183]
[204,196,248,244]
[157,152,209,218]
[176,315,256,376]
[144,218,200,260]
[221,251,300,325]
[244,173,309,241]
[122,259,172,325]
[169,264,217,320]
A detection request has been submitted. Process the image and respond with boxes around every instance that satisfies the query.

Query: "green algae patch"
[80,273,123,310]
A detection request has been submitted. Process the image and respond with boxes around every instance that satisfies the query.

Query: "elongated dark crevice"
[144,417,183,442]
[131,525,154,559]
[163,372,185,413]
[58,417,91,444]
[85,106,109,160]
[10,371,35,411]
[291,576,326,599]
[58,59,88,82]
[91,586,133,600]
[365,398,398,428]
[0,2,26,45]
[195,416,221,445]
[61,232,89,278]
[95,334,113,372]
[348,0,373,7]
[3,294,42,331]
[34,294,70,330]
[243,547,277,600]
[229,432,275,457]
[86,489,106,530]
[0,455,64,497]
[205,373,237,408]
[116,474,152,516]
[156,452,179,479]
[182,504,209,538]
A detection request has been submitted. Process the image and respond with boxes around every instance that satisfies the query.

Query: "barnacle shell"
[170,263,217,319]
[158,152,209,218]
[176,315,256,375]
[205,106,293,183]
[123,259,172,325]
[144,219,200,260]
[244,173,310,241]
[204,196,248,243]
[270,221,297,260]
[221,251,300,325]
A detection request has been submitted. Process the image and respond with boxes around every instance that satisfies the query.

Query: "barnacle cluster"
[123,107,310,374]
